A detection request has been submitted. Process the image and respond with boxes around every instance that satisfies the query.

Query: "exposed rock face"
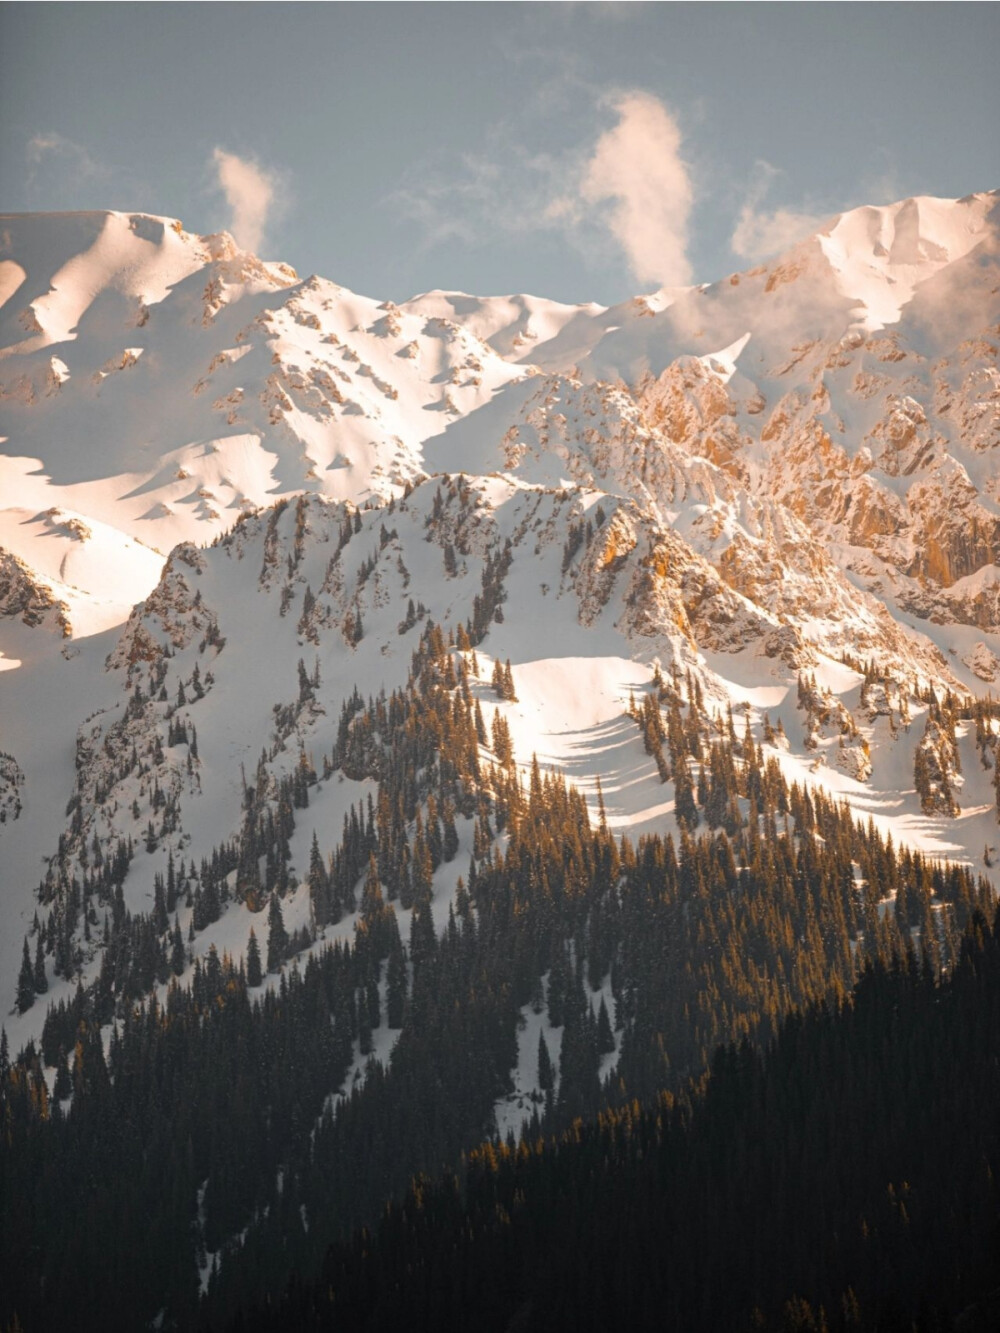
[0,550,70,635]
[0,751,24,825]
[3,194,998,646]
[626,315,1000,632]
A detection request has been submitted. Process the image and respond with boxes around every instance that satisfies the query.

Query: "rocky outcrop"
[0,550,70,635]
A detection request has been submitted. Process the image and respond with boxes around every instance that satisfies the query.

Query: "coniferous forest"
[1,626,998,1332]
[233,907,1000,1333]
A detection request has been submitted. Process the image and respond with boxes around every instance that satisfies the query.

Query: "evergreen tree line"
[0,923,408,1333]
[201,713,991,1324]
[2,628,995,1331]
[230,906,1000,1333]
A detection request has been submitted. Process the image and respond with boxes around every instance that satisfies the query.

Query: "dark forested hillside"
[1,629,996,1332]
[233,908,1000,1333]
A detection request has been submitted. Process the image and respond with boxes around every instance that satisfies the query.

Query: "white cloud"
[395,153,517,251]
[26,131,106,189]
[395,90,694,291]
[570,92,693,287]
[731,162,827,261]
[211,148,277,255]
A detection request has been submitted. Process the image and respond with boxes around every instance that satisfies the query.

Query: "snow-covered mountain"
[2,192,999,1100]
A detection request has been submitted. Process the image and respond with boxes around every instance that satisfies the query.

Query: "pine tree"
[298,658,313,703]
[537,1030,554,1092]
[366,974,381,1031]
[441,801,459,862]
[492,711,513,766]
[548,948,568,1028]
[595,775,608,832]
[308,831,329,925]
[266,894,288,973]
[914,745,932,812]
[411,816,433,899]
[503,659,517,701]
[387,938,406,1028]
[674,759,699,831]
[409,898,436,971]
[474,698,488,746]
[53,1044,72,1101]
[33,934,48,996]
[153,873,169,935]
[247,927,263,987]
[596,995,615,1054]
[16,938,35,1014]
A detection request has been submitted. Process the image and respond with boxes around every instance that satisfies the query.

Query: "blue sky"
[1,2,997,304]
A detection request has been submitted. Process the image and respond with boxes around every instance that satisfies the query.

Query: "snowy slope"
[0,210,528,619]
[2,192,1000,1088]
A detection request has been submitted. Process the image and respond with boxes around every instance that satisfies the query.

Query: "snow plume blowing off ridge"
[212,148,276,254]
[730,161,828,262]
[575,92,694,288]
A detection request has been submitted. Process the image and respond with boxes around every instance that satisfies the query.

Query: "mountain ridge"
[1,189,999,1067]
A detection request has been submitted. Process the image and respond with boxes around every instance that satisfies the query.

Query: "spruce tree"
[503,659,517,701]
[674,760,699,831]
[170,917,185,975]
[16,938,35,1014]
[308,831,329,925]
[298,659,313,704]
[266,894,288,973]
[33,934,48,996]
[409,898,436,971]
[596,995,615,1054]
[492,712,513,766]
[153,873,168,934]
[386,937,406,1028]
[411,817,433,899]
[247,927,263,987]
[537,1030,554,1092]
[358,989,373,1056]
[441,801,459,862]
[474,699,488,746]
[53,1045,72,1101]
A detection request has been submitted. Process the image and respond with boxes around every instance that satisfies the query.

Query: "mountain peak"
[2,191,999,1053]
[811,190,999,330]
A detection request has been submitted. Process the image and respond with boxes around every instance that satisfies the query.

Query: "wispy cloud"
[394,152,526,250]
[558,92,693,286]
[394,89,693,291]
[211,148,279,255]
[730,161,828,261]
[859,151,911,212]
[26,131,108,195]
